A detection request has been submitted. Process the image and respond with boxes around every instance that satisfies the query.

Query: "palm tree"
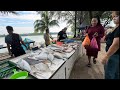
[0,11,18,15]
[34,11,59,33]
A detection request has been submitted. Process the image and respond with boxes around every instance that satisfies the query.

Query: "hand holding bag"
[82,35,90,47]
[90,37,98,49]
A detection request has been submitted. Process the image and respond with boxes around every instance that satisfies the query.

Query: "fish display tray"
[0,61,18,79]
[0,61,36,79]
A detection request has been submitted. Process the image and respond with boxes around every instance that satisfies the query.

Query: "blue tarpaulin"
[21,38,35,51]
[63,39,75,43]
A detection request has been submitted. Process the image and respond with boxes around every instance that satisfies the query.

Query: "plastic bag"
[90,37,98,49]
[82,35,90,47]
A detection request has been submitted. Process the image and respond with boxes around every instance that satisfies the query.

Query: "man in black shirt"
[57,27,68,41]
[5,26,27,57]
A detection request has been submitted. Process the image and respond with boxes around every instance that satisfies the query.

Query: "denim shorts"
[104,54,119,79]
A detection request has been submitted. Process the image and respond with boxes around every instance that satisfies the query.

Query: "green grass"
[68,36,74,38]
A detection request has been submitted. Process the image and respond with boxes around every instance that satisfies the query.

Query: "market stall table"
[8,41,85,79]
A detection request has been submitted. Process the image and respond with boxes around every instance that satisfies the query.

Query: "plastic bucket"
[56,42,63,46]
[10,69,28,79]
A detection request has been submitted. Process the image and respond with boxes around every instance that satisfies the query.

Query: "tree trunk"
[89,11,93,22]
[79,11,83,25]
[74,11,77,38]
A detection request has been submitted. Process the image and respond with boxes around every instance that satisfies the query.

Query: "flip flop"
[87,63,91,67]
[93,59,97,64]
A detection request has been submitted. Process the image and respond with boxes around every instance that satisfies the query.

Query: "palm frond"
[34,20,45,25]
[67,19,74,25]
[34,11,60,33]
[0,11,18,15]
[34,25,46,33]
[49,20,59,27]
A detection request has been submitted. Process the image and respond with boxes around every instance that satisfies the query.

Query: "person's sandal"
[93,58,97,64]
[87,63,91,67]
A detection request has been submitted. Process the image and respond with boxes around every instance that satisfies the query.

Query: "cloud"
[0,11,40,21]
[0,11,70,35]
[0,11,41,28]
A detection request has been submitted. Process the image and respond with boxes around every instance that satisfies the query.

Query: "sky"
[0,11,68,35]
[0,11,115,35]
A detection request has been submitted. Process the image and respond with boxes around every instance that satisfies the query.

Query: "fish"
[34,52,48,60]
[53,52,63,59]
[34,63,50,72]
[64,48,73,53]
[47,54,54,61]
[17,59,31,72]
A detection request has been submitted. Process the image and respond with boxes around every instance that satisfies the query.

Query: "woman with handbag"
[84,16,105,67]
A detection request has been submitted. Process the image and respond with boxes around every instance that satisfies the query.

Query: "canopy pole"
[74,11,77,38]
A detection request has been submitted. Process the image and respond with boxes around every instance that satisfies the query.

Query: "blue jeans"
[104,54,119,79]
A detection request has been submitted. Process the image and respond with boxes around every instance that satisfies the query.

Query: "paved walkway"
[70,43,106,79]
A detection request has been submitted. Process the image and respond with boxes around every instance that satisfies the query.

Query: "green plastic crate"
[0,61,17,79]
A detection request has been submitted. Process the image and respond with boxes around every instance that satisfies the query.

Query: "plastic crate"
[0,61,17,79]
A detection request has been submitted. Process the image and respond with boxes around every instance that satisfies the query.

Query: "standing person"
[57,27,68,41]
[85,16,105,67]
[102,11,119,79]
[44,28,53,47]
[5,26,27,57]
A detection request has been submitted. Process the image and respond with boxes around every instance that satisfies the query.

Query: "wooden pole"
[74,11,77,38]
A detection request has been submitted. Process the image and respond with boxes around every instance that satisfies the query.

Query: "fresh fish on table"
[34,63,50,72]
[63,47,73,53]
[33,71,46,79]
[47,53,54,61]
[49,47,61,51]
[28,52,48,60]
[17,59,31,72]
[72,45,78,49]
[53,52,63,59]
[41,60,53,66]
[44,48,54,53]
[50,44,62,48]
